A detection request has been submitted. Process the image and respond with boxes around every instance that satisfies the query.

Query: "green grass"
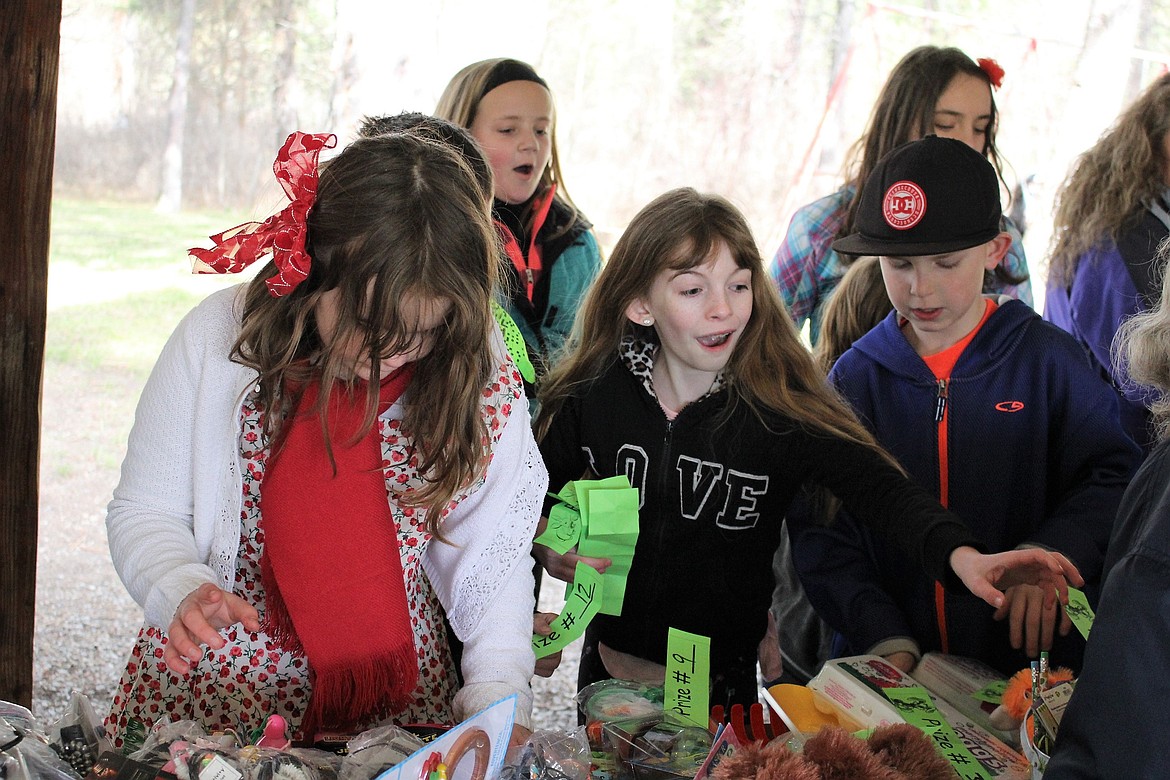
[47,198,246,374]
[50,198,242,271]
[44,288,207,373]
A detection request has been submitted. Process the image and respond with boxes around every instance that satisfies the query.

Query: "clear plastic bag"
[500,727,591,780]
[48,693,112,776]
[238,747,319,780]
[0,705,85,780]
[169,740,245,780]
[337,726,425,780]
[127,720,214,771]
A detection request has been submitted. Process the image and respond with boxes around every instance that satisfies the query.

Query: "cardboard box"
[807,656,1029,779]
[911,653,1017,746]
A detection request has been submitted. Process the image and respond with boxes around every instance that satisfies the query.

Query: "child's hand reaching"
[532,612,563,677]
[948,546,1084,611]
[993,583,1074,658]
[164,582,261,674]
[532,542,610,583]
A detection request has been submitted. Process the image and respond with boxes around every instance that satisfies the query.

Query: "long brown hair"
[840,47,1022,288]
[435,57,582,240]
[814,256,893,374]
[1049,73,1170,288]
[537,188,893,469]
[232,133,499,529]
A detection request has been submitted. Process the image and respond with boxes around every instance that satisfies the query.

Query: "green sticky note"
[599,571,628,616]
[665,628,710,728]
[566,475,641,617]
[533,562,604,659]
[552,482,580,511]
[561,556,632,616]
[882,687,991,780]
[1065,586,1095,639]
[575,537,636,560]
[971,679,1008,705]
[581,488,640,540]
[535,502,582,555]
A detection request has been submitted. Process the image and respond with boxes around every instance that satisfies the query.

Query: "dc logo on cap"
[882,181,927,230]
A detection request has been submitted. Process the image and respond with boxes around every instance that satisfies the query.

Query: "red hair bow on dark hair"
[977,58,1005,89]
[190,131,337,297]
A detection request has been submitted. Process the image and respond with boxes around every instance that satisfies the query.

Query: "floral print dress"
[105,388,477,748]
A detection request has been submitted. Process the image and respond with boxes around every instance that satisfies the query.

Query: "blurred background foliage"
[55,0,1170,268]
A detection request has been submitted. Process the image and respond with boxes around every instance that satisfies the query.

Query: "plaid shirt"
[769,186,1034,345]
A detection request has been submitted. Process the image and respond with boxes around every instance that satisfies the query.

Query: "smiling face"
[469,80,554,205]
[929,72,993,154]
[315,288,451,381]
[878,234,1009,356]
[627,242,753,403]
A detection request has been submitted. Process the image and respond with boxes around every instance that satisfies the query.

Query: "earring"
[642,318,653,326]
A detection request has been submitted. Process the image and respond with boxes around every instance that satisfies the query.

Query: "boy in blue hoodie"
[791,136,1141,676]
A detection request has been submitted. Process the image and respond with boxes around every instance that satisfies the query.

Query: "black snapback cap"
[832,135,1002,257]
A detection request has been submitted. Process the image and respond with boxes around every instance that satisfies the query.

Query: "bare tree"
[1126,0,1157,102]
[156,0,196,213]
[273,0,299,142]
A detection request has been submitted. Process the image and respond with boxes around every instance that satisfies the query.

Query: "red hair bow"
[977,57,1005,89]
[190,131,337,297]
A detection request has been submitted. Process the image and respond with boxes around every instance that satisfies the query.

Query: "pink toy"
[256,715,290,750]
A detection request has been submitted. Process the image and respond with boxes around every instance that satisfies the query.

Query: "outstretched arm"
[949,545,1083,610]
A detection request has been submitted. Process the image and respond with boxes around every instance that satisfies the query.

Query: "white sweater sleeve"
[106,287,252,628]
[423,396,548,728]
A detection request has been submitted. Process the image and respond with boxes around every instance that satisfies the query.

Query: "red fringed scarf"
[259,365,416,736]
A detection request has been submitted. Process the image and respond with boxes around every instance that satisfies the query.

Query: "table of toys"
[1,478,1087,780]
[0,648,1077,780]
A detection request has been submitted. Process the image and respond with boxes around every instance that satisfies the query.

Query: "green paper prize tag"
[553,481,580,510]
[971,679,1008,705]
[569,476,641,616]
[665,628,710,728]
[882,687,991,780]
[533,562,604,659]
[1064,586,1095,639]
[535,502,582,555]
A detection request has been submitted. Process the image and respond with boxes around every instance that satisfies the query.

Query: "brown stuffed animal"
[712,724,955,780]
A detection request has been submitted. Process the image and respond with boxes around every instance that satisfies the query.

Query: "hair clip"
[977,58,1005,89]
[190,131,337,297]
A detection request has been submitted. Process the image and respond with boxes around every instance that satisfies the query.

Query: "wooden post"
[0,0,61,708]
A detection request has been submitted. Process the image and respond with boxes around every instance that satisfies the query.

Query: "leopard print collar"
[619,336,726,407]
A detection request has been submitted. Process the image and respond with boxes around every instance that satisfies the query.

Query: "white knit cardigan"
[107,285,546,725]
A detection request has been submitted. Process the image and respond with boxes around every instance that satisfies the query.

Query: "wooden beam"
[0,0,61,708]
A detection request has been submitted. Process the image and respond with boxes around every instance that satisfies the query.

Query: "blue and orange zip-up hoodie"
[801,297,1141,675]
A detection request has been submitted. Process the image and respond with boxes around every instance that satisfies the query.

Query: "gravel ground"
[31,306,581,733]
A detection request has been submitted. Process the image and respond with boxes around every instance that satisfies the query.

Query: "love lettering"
[610,445,769,529]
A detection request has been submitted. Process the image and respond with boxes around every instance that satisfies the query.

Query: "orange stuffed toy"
[987,665,1075,733]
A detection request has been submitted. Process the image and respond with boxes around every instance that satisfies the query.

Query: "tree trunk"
[272,0,299,142]
[157,0,196,213]
[1125,0,1155,103]
[0,0,60,709]
[822,0,856,169]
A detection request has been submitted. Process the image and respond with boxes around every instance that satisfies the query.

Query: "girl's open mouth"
[514,164,534,175]
[697,332,732,347]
